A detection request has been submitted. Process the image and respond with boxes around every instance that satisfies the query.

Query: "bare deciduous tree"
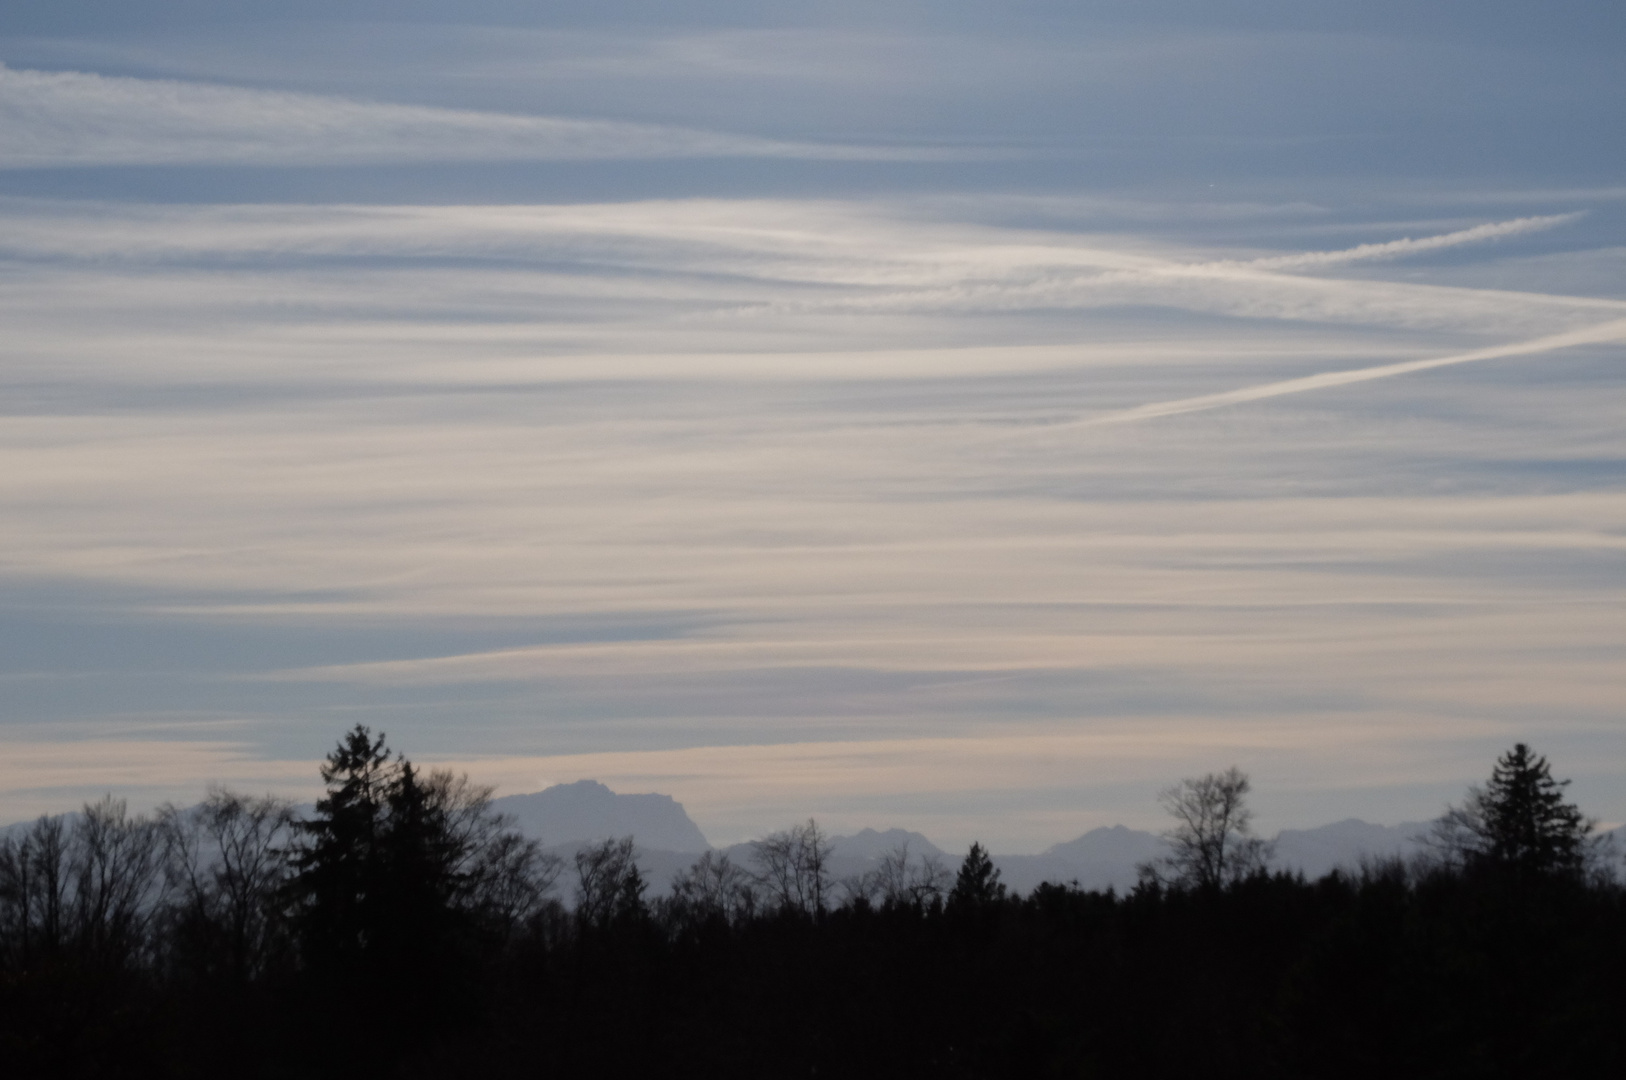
[468,830,563,935]
[1138,767,1271,890]
[661,850,758,928]
[0,813,73,965]
[573,837,646,927]
[751,819,832,915]
[1,798,171,971]
[161,787,297,981]
[863,842,951,909]
[418,770,562,934]
[71,797,169,969]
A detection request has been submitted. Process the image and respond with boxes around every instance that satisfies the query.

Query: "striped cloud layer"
[3,188,1622,846]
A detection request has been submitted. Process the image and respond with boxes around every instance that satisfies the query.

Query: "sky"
[1,0,1622,850]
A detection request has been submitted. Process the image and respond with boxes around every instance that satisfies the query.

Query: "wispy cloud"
[1050,318,1626,428]
[1,193,1621,837]
[2,201,1617,358]
[1236,214,1584,271]
[0,738,318,826]
[0,64,959,167]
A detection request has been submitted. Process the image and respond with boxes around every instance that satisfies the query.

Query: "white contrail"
[1234,213,1583,272]
[1055,318,1626,429]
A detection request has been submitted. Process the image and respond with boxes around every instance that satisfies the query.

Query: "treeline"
[1,730,1622,1078]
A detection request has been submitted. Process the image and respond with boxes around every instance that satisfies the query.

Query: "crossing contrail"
[1056,318,1626,429]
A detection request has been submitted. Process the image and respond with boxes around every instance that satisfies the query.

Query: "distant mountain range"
[6,781,1615,901]
[983,819,1435,894]
[491,781,1450,897]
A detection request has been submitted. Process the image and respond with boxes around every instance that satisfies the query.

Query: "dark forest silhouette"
[1,729,1622,1078]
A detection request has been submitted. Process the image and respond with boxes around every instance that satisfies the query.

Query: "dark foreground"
[4,732,1619,1078]
[3,863,1623,1079]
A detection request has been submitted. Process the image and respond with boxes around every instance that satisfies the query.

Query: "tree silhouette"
[284,726,560,1069]
[0,800,167,973]
[1434,743,1594,879]
[751,819,832,915]
[872,842,951,909]
[287,725,395,974]
[662,850,757,927]
[0,814,73,968]
[1139,767,1271,889]
[161,787,297,983]
[573,837,647,928]
[6,728,1626,1078]
[949,842,1005,908]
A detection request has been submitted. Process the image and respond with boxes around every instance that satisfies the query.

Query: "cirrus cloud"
[0,62,962,167]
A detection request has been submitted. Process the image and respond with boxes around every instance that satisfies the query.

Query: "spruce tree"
[1441,743,1593,879]
[286,727,489,1066]
[949,842,1005,907]
[1478,743,1591,875]
[289,725,394,972]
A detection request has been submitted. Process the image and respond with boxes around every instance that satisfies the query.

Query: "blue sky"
[1,1,1622,848]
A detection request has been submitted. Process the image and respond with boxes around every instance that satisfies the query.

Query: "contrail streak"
[1054,319,1626,430]
[1235,213,1583,271]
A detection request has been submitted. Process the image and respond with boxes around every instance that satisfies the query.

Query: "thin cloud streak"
[0,64,968,167]
[1235,213,1585,271]
[1053,319,1626,429]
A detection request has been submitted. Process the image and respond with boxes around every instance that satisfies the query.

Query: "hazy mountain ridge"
[496,781,1618,898]
[492,779,711,854]
[6,781,1617,902]
[827,827,943,861]
[485,781,1467,898]
[1273,818,1432,879]
[991,818,1438,894]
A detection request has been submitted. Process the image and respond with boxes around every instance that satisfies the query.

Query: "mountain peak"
[829,827,944,861]
[492,780,711,853]
[1043,825,1164,863]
